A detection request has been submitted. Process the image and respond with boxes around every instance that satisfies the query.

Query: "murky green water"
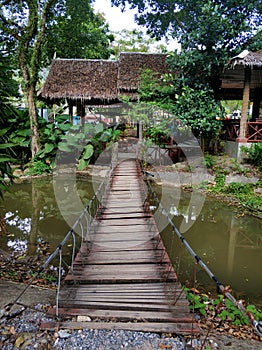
[0,178,261,305]
[0,176,96,257]
[155,186,262,305]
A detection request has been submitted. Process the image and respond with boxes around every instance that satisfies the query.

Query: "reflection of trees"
[1,177,95,255]
[28,182,40,255]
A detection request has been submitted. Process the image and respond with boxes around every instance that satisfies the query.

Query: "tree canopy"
[44,0,114,62]
[111,0,261,51]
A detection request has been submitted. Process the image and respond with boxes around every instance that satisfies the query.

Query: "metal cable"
[144,173,262,337]
[56,247,63,317]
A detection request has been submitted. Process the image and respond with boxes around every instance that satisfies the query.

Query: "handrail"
[143,171,262,337]
[3,142,118,315]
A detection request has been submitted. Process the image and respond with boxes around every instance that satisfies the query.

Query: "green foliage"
[144,124,170,146]
[184,288,262,326]
[44,0,114,63]
[241,144,262,171]
[0,47,20,196]
[27,160,52,176]
[203,154,215,169]
[112,0,261,52]
[225,182,253,195]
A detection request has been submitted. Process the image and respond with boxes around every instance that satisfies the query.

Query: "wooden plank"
[40,321,199,335]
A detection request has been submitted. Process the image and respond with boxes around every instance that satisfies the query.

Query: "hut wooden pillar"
[252,88,262,120]
[76,100,85,125]
[237,67,251,141]
[68,102,73,123]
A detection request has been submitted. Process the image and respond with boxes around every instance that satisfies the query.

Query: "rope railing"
[143,171,262,338]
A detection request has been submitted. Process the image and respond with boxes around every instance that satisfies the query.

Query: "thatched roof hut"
[220,49,262,140]
[39,59,119,104]
[39,53,169,105]
[220,50,262,97]
[229,49,262,68]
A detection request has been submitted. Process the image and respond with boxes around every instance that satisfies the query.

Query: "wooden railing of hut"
[221,119,262,142]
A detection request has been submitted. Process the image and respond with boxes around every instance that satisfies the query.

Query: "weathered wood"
[41,320,199,335]
[53,159,199,335]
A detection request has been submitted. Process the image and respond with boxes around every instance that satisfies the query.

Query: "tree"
[0,0,113,158]
[44,0,114,62]
[0,46,19,195]
[109,29,166,58]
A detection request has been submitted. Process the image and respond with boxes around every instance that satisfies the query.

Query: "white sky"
[93,0,180,51]
[93,0,139,31]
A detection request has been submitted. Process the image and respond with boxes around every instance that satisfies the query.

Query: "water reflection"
[155,186,262,304]
[1,178,261,304]
[0,176,95,256]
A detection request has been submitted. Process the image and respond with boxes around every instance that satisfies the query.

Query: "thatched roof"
[229,49,262,68]
[39,59,119,104]
[220,50,262,99]
[39,53,168,104]
[117,52,168,91]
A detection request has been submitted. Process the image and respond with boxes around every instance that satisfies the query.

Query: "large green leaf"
[0,155,17,162]
[44,143,55,153]
[0,143,15,149]
[77,158,90,171]
[0,127,10,137]
[59,123,72,132]
[82,144,94,160]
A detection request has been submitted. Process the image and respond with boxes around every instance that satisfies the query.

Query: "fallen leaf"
[10,326,16,335]
[15,334,25,347]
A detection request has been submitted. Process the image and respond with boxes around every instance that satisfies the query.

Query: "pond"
[155,186,262,306]
[0,177,261,305]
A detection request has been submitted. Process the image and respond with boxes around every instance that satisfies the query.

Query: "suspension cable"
[144,173,262,338]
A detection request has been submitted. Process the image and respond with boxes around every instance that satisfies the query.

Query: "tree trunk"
[27,86,40,158]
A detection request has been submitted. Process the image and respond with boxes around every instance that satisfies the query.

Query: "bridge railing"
[4,142,119,316]
[142,169,262,338]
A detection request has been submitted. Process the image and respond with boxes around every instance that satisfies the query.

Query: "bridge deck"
[47,158,199,335]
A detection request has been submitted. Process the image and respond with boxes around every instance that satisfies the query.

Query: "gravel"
[0,304,192,350]
[1,304,262,350]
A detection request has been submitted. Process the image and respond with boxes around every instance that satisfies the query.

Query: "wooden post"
[69,103,73,124]
[252,88,262,120]
[237,67,251,141]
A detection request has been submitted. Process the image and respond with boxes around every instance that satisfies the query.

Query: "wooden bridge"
[45,154,199,335]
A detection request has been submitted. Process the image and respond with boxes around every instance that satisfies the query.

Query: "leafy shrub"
[225,182,253,195]
[242,144,262,171]
[203,153,215,169]
[27,160,51,175]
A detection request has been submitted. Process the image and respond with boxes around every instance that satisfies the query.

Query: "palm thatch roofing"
[39,53,168,105]
[39,59,119,104]
[220,49,262,99]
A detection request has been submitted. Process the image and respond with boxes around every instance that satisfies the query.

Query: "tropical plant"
[0,0,113,158]
[0,47,20,196]
[241,144,262,171]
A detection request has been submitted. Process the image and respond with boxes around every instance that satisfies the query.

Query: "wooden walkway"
[45,158,199,335]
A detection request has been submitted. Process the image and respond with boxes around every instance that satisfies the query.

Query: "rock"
[254,187,262,195]
[58,330,71,339]
[77,315,91,322]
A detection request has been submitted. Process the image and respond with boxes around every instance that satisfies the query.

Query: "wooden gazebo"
[220,49,262,145]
